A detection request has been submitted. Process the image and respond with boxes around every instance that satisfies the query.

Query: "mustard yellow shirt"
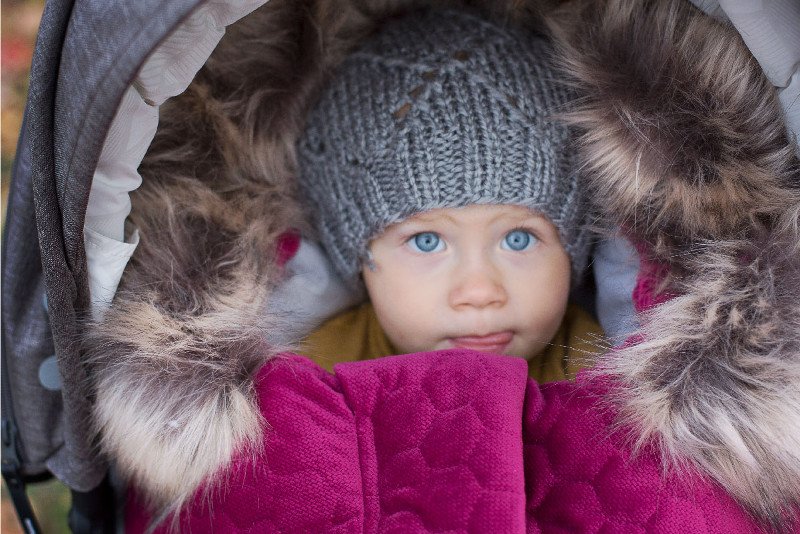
[301,302,604,382]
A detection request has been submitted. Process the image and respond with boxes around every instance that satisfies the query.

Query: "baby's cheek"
[514,286,567,348]
[536,295,568,335]
[384,304,442,354]
[364,260,450,354]
[367,287,428,353]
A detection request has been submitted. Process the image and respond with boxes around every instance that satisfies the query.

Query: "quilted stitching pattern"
[128,353,778,533]
[336,351,528,532]
[129,356,364,533]
[524,377,763,534]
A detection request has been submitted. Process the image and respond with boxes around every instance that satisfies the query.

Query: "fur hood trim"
[546,0,800,528]
[84,177,292,511]
[81,0,319,506]
[546,0,800,263]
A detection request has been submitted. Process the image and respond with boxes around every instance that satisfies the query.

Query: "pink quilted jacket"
[128,350,767,533]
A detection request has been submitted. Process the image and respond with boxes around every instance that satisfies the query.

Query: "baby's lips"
[450,331,514,352]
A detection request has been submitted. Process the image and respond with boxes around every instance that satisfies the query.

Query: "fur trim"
[84,0,325,512]
[84,178,291,511]
[546,0,800,528]
[602,234,800,530]
[545,0,800,270]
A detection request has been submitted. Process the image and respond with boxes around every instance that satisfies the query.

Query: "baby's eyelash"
[397,230,430,244]
[507,226,540,239]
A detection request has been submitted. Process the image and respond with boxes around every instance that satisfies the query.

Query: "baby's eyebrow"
[492,213,547,226]
[382,218,436,237]
[407,213,457,225]
[521,214,549,225]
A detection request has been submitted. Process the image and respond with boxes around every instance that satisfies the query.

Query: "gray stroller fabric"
[2,0,203,491]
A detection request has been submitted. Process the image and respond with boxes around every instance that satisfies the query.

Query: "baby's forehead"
[402,204,546,225]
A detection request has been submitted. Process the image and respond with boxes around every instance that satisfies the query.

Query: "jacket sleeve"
[524,375,768,533]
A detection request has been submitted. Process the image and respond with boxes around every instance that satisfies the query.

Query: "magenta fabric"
[275,230,301,267]
[524,378,762,534]
[126,350,774,533]
[631,247,672,313]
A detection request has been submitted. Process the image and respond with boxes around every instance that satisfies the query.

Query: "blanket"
[127,350,764,533]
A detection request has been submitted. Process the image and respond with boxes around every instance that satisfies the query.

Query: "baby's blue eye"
[502,230,536,251]
[409,232,444,253]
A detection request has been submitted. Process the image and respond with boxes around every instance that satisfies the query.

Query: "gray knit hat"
[296,8,590,289]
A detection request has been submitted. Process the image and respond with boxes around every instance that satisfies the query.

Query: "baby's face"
[362,204,571,358]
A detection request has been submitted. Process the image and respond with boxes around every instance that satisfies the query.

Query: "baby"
[295,8,600,380]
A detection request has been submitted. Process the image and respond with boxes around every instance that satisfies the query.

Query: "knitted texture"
[296,9,590,289]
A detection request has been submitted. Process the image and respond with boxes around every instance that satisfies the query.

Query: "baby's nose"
[449,265,507,309]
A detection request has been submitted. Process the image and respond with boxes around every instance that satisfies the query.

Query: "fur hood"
[546,0,800,528]
[83,0,800,527]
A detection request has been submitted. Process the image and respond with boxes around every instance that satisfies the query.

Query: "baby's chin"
[393,334,544,359]
[418,337,540,359]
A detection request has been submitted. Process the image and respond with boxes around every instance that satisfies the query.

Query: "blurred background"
[2,0,71,532]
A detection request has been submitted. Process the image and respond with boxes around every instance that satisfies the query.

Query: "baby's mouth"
[449,331,513,353]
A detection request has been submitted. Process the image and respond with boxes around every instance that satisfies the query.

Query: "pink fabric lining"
[275,230,301,267]
[632,244,673,313]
